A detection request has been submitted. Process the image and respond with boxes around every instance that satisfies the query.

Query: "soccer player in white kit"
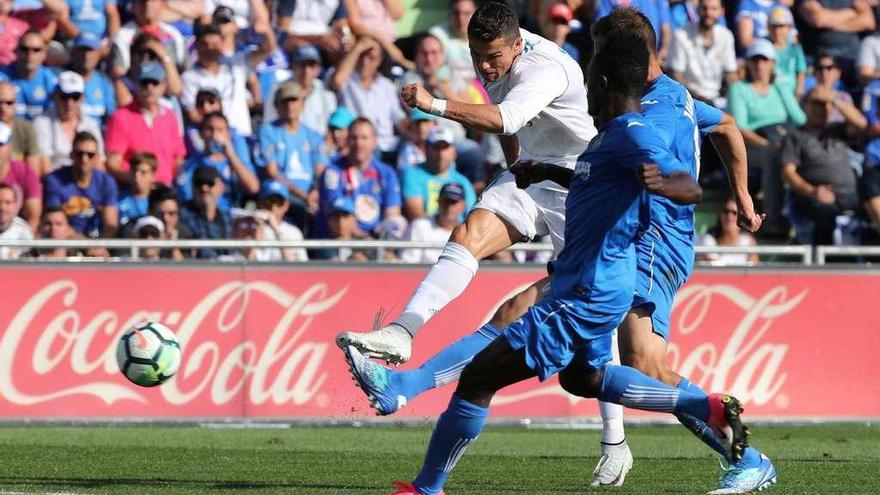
[336,1,596,362]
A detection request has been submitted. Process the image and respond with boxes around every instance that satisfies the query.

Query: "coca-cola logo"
[0,280,346,408]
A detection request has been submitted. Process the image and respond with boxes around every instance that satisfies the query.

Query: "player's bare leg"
[336,208,524,364]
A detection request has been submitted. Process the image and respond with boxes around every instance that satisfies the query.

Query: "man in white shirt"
[668,0,738,107]
[338,1,596,363]
[113,0,186,70]
[0,182,33,260]
[400,182,467,264]
[181,22,276,137]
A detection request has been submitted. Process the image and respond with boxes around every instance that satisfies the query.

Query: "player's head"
[586,34,649,125]
[467,1,522,82]
[591,7,657,58]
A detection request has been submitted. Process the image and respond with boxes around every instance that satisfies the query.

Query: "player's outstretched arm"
[401,82,505,133]
[509,160,572,189]
[637,164,703,205]
[706,110,764,233]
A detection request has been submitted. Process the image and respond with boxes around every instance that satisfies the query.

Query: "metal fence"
[0,239,850,264]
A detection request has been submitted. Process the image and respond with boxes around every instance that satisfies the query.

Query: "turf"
[0,423,876,494]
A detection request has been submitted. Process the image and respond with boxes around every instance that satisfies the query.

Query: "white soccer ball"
[116,321,182,387]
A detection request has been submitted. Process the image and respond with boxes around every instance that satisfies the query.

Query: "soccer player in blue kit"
[372,35,752,495]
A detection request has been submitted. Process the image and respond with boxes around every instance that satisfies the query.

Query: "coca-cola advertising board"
[0,265,878,420]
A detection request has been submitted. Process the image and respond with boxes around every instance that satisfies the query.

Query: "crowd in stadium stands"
[0,0,878,263]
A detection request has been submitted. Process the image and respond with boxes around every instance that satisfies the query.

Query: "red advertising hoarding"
[0,265,877,420]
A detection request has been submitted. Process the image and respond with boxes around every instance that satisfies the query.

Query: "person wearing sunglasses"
[179,165,231,259]
[43,131,118,251]
[1,29,57,120]
[33,71,104,175]
[698,198,759,266]
[802,54,856,126]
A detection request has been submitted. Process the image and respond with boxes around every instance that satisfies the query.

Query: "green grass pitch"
[0,423,877,494]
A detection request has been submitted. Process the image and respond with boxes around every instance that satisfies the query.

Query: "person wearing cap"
[112,31,183,107]
[258,79,326,231]
[317,117,402,237]
[728,38,806,236]
[130,215,164,260]
[43,130,118,243]
[326,106,356,157]
[69,32,116,124]
[594,0,672,60]
[402,126,475,221]
[667,0,738,107]
[105,60,186,187]
[177,110,259,211]
[0,30,58,120]
[542,2,579,60]
[400,182,468,264]
[319,195,370,262]
[255,180,308,262]
[179,164,232,259]
[58,0,121,40]
[181,22,275,137]
[112,0,185,71]
[734,0,787,52]
[0,120,40,232]
[0,0,29,66]
[33,70,105,174]
[767,6,805,99]
[396,108,438,172]
[263,44,338,134]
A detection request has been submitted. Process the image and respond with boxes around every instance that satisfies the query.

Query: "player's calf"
[456,337,537,408]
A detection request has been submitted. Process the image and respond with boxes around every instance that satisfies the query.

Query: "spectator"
[43,131,118,244]
[113,31,183,106]
[263,44,337,135]
[0,182,32,259]
[278,0,352,62]
[858,28,880,85]
[807,54,857,125]
[130,215,163,260]
[0,81,38,170]
[0,0,29,65]
[9,1,63,44]
[322,195,368,261]
[1,29,57,120]
[347,0,403,44]
[397,108,438,172]
[258,81,326,231]
[118,151,158,226]
[317,117,401,237]
[180,21,277,138]
[57,0,120,39]
[222,213,262,261]
[400,182,467,264]
[184,88,223,154]
[669,0,728,30]
[33,71,104,174]
[768,6,806,99]
[160,0,207,37]
[203,0,270,30]
[112,0,185,70]
[542,2,579,61]
[179,165,231,258]
[69,32,116,124]
[326,105,356,158]
[31,206,77,259]
[594,0,672,60]
[429,0,477,90]
[329,36,406,159]
[176,111,259,210]
[255,180,308,261]
[698,198,759,265]
[781,86,870,245]
[727,39,806,234]
[105,61,186,186]
[0,121,40,231]
[734,0,790,52]
[668,0,738,107]
[401,126,476,221]
[147,184,189,259]
[796,0,875,86]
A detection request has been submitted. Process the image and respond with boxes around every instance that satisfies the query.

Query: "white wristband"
[429,98,447,117]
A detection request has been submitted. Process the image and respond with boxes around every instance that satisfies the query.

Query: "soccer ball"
[116,322,182,387]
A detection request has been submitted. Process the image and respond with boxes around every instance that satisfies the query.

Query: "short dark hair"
[17,29,43,49]
[349,116,376,133]
[73,131,98,148]
[200,110,228,129]
[814,53,837,69]
[148,184,178,211]
[591,34,649,99]
[42,205,65,218]
[591,7,657,56]
[195,21,223,40]
[130,151,158,172]
[467,1,519,44]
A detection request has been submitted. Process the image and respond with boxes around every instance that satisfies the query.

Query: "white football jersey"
[482,29,597,171]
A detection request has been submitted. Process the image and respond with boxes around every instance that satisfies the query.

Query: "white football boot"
[590,441,634,487]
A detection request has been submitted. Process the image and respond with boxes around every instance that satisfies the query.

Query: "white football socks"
[392,242,479,338]
[600,331,626,445]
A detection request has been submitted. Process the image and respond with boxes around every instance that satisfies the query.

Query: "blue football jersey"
[550,113,688,314]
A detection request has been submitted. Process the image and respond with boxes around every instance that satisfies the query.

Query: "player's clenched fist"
[401,83,434,111]
[510,160,549,189]
[637,163,664,194]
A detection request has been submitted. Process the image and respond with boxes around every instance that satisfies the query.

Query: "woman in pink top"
[0,0,28,65]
